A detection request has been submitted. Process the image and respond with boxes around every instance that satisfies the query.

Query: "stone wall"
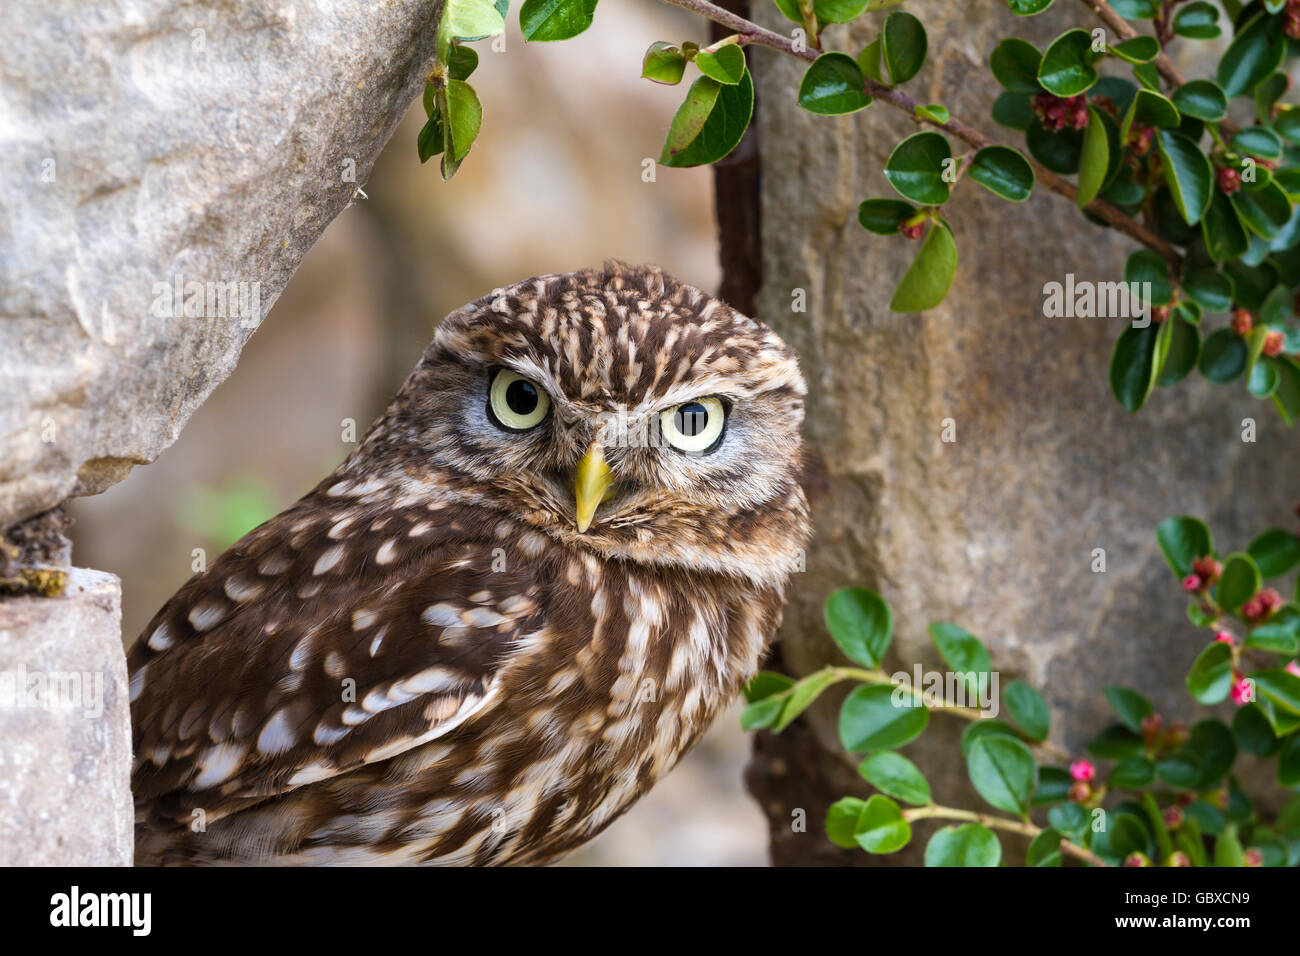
[745,2,1296,863]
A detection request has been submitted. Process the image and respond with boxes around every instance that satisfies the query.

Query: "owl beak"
[573,443,613,534]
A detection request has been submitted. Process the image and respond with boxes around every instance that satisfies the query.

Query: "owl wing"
[129,492,541,827]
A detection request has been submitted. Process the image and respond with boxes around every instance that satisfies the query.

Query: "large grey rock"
[748,5,1298,862]
[0,569,130,865]
[0,0,443,530]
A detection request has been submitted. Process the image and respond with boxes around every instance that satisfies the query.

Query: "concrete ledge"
[0,568,131,865]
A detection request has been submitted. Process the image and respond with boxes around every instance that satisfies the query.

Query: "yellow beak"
[573,443,613,533]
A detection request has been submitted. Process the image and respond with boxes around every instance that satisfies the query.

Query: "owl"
[128,262,810,865]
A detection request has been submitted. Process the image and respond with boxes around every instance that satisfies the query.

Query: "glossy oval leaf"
[660,71,754,167]
[1156,515,1212,576]
[1038,29,1099,97]
[1109,322,1161,412]
[884,131,951,204]
[925,823,1001,866]
[990,37,1043,93]
[889,221,957,313]
[1199,326,1248,382]
[825,586,892,668]
[1077,105,1111,208]
[695,44,746,85]
[839,683,930,753]
[519,0,596,42]
[882,11,927,85]
[966,735,1037,815]
[798,52,873,115]
[1172,79,1228,121]
[854,794,912,854]
[968,145,1035,201]
[858,751,932,806]
[1156,130,1213,225]
[1217,12,1286,98]
[1218,552,1262,612]
[858,198,917,235]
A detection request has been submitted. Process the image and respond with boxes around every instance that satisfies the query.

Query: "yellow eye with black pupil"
[660,396,726,453]
[489,370,550,431]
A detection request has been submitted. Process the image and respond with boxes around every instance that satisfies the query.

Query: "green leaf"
[813,0,873,24]
[447,44,479,81]
[858,750,932,805]
[1183,268,1234,311]
[992,91,1035,130]
[1120,88,1180,143]
[1038,29,1099,97]
[884,131,951,204]
[1254,667,1300,715]
[417,110,445,163]
[1109,323,1161,412]
[1172,79,1228,121]
[854,794,912,853]
[1125,248,1173,305]
[1230,181,1292,239]
[1199,327,1248,382]
[1173,1,1221,39]
[1187,719,1236,788]
[439,79,483,177]
[960,720,1020,760]
[1156,131,1213,225]
[519,0,596,41]
[1249,529,1300,578]
[798,53,872,115]
[772,669,839,732]
[1027,829,1063,866]
[1217,12,1287,97]
[1202,192,1251,262]
[882,11,927,85]
[1278,108,1300,145]
[824,587,892,668]
[889,220,957,312]
[839,683,929,753]
[1219,552,1262,612]
[857,198,916,235]
[1049,802,1087,837]
[825,796,868,848]
[968,145,1034,201]
[1026,119,1082,174]
[1034,766,1073,806]
[966,735,1036,815]
[1109,811,1152,858]
[925,823,1001,866]
[915,103,949,123]
[642,42,687,85]
[1156,515,1213,577]
[990,37,1043,93]
[1273,357,1300,424]
[1233,703,1280,755]
[1109,0,1156,17]
[1278,734,1300,786]
[1087,723,1144,758]
[1156,312,1201,387]
[1077,106,1111,208]
[1006,0,1054,12]
[660,71,754,167]
[442,0,508,44]
[1110,36,1159,64]
[1186,641,1235,704]
[1104,686,1153,734]
[929,622,992,699]
[1246,604,1300,652]
[1214,824,1244,866]
[695,44,746,85]
[856,38,883,82]
[1004,680,1049,740]
[1110,756,1156,787]
[1233,126,1283,160]
[743,670,794,703]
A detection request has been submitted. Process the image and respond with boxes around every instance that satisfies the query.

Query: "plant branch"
[829,666,1072,761]
[658,0,1182,268]
[904,804,1110,866]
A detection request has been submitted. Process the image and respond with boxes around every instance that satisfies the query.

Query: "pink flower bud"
[1168,851,1192,867]
[1124,852,1150,867]
[1286,660,1300,678]
[1264,331,1285,358]
[1182,573,1203,593]
[1215,631,1234,645]
[1231,308,1254,336]
[1232,675,1253,706]
[1243,848,1264,867]
[1070,759,1095,782]
[1162,806,1184,829]
[1216,166,1242,194]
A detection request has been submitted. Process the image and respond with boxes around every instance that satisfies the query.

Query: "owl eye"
[488,369,551,431]
[659,396,726,454]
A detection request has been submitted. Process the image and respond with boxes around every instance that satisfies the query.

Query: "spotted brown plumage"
[129,262,810,864]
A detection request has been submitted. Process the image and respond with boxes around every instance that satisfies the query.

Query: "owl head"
[354,263,809,589]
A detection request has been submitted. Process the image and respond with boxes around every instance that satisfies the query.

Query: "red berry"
[1217,166,1242,194]
[1263,330,1285,357]
[1231,308,1254,336]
